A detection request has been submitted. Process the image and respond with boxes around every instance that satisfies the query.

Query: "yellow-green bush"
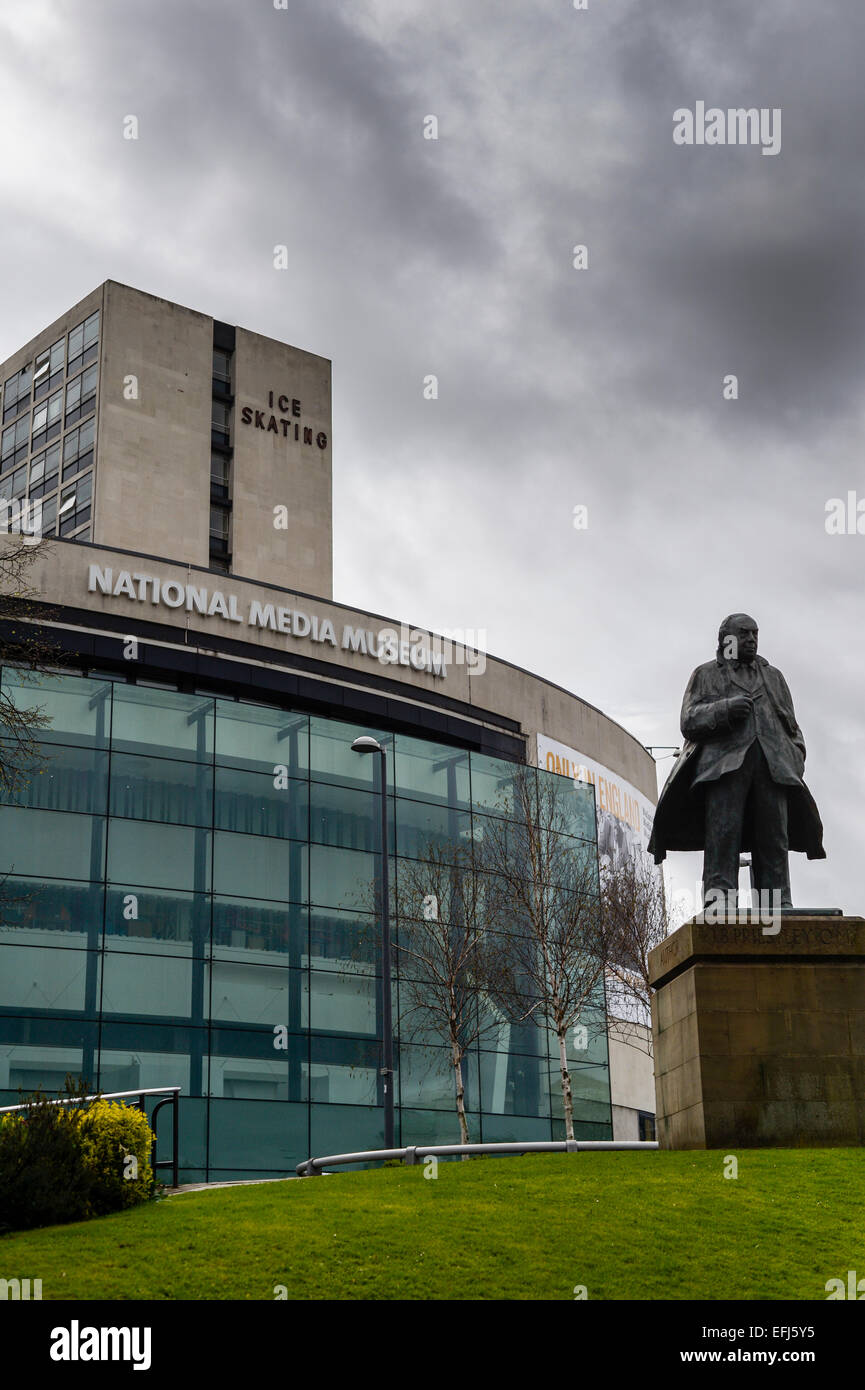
[0,1083,156,1231]
[79,1099,154,1215]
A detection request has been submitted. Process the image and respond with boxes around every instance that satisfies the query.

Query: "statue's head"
[717,613,758,663]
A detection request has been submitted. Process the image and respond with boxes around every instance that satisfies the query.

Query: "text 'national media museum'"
[0,281,657,1178]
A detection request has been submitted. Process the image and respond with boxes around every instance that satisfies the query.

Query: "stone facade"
[649,917,865,1148]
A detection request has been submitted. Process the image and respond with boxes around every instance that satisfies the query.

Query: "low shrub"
[79,1098,154,1215]
[0,1077,155,1232]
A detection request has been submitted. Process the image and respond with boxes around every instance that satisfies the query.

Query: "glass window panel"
[212,349,231,381]
[213,830,307,903]
[83,311,99,344]
[309,844,381,914]
[0,1015,99,1097]
[537,765,597,841]
[108,820,211,893]
[479,1048,551,1117]
[396,1107,482,1148]
[310,1100,384,1156]
[394,735,470,807]
[206,1027,306,1102]
[309,908,378,974]
[0,670,111,747]
[308,717,393,791]
[98,1021,194,1095]
[480,1114,552,1143]
[309,780,395,854]
[0,878,102,947]
[215,766,306,839]
[0,807,104,881]
[549,1060,611,1116]
[469,752,524,817]
[208,1099,308,1170]
[212,898,306,964]
[309,1039,381,1107]
[40,495,57,533]
[310,968,377,1035]
[0,944,94,1014]
[110,752,212,826]
[111,686,214,762]
[50,338,65,373]
[395,796,470,860]
[208,961,308,1030]
[104,886,208,954]
[214,700,307,773]
[101,950,194,1020]
[397,1043,480,1113]
[0,742,108,814]
[68,323,84,358]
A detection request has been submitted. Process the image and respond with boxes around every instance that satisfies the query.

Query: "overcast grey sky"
[1,0,863,913]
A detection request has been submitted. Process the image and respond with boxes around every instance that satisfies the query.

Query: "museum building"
[0,283,657,1179]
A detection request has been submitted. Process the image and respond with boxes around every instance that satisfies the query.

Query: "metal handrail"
[0,1085,181,1188]
[296,1138,658,1175]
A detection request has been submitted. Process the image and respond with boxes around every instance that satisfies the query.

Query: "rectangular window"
[210,453,230,498]
[638,1112,656,1142]
[59,471,93,536]
[1,414,29,467]
[211,402,230,444]
[212,349,231,383]
[67,311,99,374]
[210,504,229,541]
[28,443,60,498]
[2,365,33,422]
[62,417,95,476]
[65,363,97,425]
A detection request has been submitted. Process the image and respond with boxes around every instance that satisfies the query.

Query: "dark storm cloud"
[0,0,863,912]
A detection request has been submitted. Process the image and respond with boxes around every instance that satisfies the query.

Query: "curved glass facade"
[0,668,610,1180]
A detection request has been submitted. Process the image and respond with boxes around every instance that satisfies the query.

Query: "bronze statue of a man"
[648,614,825,909]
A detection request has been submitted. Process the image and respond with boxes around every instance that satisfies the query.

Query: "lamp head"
[351,736,383,754]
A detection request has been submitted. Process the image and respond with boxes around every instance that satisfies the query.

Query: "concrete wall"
[95,282,213,567]
[609,1023,656,1138]
[232,327,332,596]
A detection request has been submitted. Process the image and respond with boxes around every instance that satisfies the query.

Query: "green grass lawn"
[3,1150,863,1300]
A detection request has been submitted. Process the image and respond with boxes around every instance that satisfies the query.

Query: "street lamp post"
[351,736,394,1149]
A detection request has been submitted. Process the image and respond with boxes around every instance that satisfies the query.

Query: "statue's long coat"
[648,655,825,863]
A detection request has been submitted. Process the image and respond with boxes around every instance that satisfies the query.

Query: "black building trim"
[5,611,526,763]
[212,320,236,351]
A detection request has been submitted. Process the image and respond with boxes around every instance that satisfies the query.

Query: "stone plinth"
[648,916,865,1149]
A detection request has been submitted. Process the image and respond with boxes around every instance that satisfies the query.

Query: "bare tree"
[394,842,511,1146]
[599,851,677,1057]
[477,766,607,1142]
[0,534,63,795]
[0,533,65,922]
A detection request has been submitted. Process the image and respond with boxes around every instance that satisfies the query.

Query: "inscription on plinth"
[648,917,865,1149]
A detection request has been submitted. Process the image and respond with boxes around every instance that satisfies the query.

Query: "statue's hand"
[729,695,752,721]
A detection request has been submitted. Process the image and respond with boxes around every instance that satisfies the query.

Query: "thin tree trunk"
[452,1041,470,1151]
[558,1029,575,1142]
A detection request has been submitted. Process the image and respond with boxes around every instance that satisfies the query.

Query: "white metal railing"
[296,1138,658,1175]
